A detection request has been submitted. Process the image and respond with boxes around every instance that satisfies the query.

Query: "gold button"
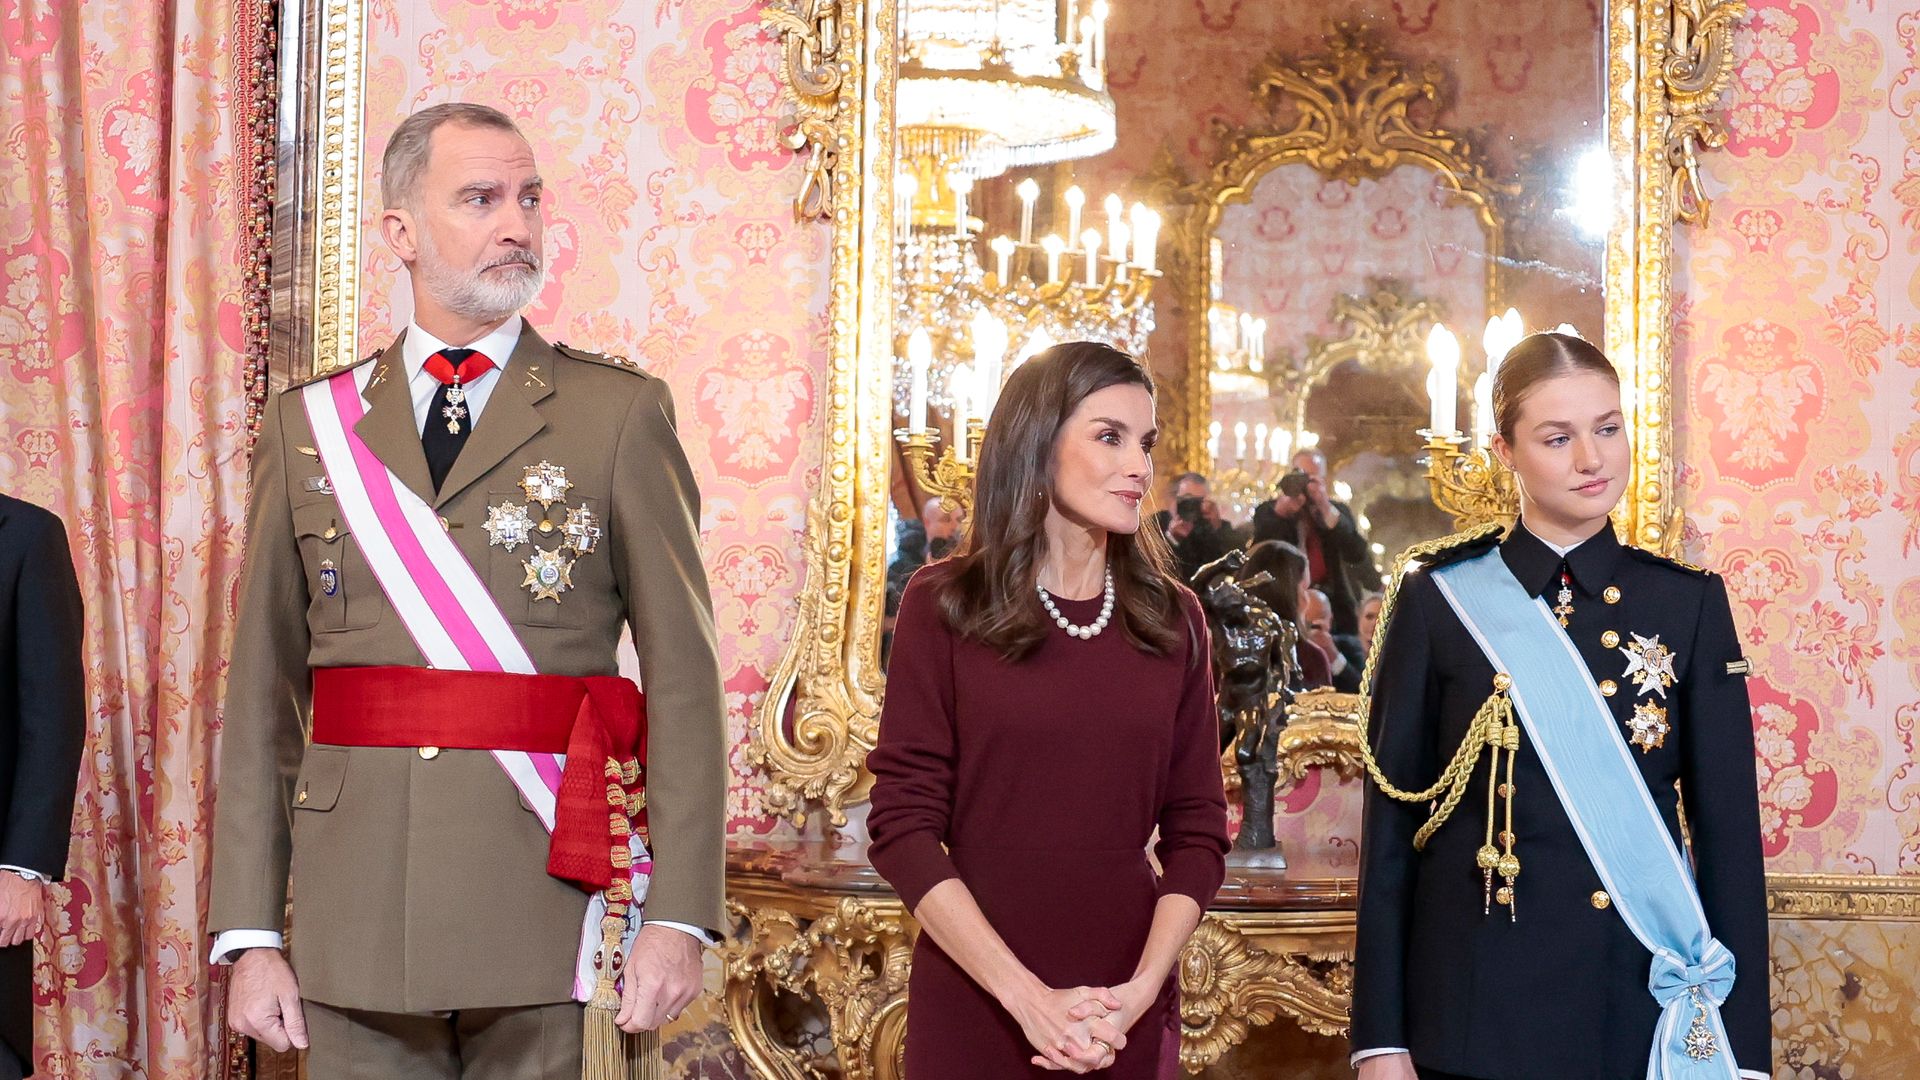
[323,526,338,540]
[1600,680,1618,697]
[1493,673,1512,691]
[539,520,554,533]
[296,789,309,805]
[1591,890,1611,909]
[419,746,441,760]
[1602,630,1621,648]
[1604,586,1622,604]
[439,516,451,532]
[1497,783,1513,798]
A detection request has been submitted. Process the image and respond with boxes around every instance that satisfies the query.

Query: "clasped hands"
[1006,976,1154,1073]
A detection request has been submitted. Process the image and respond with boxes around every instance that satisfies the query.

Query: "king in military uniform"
[1350,334,1770,1080]
[209,103,726,1080]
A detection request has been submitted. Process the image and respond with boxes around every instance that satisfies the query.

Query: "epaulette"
[1393,521,1505,577]
[553,341,651,378]
[288,351,381,391]
[1623,545,1713,577]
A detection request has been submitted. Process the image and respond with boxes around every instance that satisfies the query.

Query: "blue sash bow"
[1430,549,1742,1080]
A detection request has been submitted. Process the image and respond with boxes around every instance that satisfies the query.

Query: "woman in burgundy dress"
[868,342,1231,1077]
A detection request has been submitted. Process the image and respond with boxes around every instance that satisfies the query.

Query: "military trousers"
[304,999,583,1080]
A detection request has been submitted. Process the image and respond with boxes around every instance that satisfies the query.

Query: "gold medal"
[1626,701,1669,752]
[520,460,572,509]
[523,547,573,602]
[484,500,536,551]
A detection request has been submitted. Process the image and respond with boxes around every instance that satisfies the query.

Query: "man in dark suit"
[1251,455,1372,635]
[0,496,87,1080]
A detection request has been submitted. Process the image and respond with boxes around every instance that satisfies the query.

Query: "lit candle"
[990,235,1015,284]
[1108,220,1129,272]
[1253,423,1269,462]
[1130,205,1159,273]
[1064,185,1086,242]
[1238,312,1253,357]
[1017,178,1040,245]
[1233,420,1248,461]
[1208,420,1223,461]
[1473,370,1495,448]
[1554,322,1580,338]
[1079,16,1096,75]
[896,171,918,243]
[907,328,932,434]
[1426,323,1461,435]
[1103,193,1123,248]
[1503,307,1523,349]
[1042,234,1065,283]
[951,363,975,463]
[971,309,1008,416]
[1017,328,1057,367]
[1270,427,1289,462]
[1483,314,1506,371]
[1063,0,1076,45]
[1091,0,1109,71]
[1252,318,1267,365]
[1081,229,1102,286]
[950,171,973,238]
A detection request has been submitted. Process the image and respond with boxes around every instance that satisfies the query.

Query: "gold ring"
[1093,1039,1111,1055]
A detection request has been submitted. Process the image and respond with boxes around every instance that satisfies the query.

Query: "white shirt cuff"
[1738,1072,1768,1080]
[0,865,48,883]
[645,919,718,946]
[1350,1048,1410,1068]
[210,929,285,965]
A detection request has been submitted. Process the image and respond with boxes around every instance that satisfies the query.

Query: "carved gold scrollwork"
[765,0,847,221]
[1662,1,1748,226]
[724,898,915,1080]
[1176,918,1353,1072]
[1275,689,1366,789]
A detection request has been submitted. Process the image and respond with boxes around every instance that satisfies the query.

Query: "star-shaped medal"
[1619,632,1677,698]
[523,547,574,602]
[484,500,535,551]
[1626,701,1670,752]
[519,460,573,510]
[562,505,602,556]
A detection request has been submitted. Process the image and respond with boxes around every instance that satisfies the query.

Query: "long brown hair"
[1493,332,1620,440]
[1239,540,1308,624]
[933,341,1186,660]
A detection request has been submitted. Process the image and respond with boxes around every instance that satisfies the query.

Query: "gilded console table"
[722,842,1357,1077]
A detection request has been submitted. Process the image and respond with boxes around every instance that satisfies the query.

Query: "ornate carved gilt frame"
[752,0,1747,827]
[1141,25,1514,479]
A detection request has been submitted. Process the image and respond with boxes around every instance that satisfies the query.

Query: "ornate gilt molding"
[723,897,914,1080]
[1662,1,1747,226]
[765,0,847,222]
[1142,24,1513,477]
[1766,873,1920,920]
[1177,917,1352,1072]
[750,0,896,825]
[309,0,365,374]
[1274,689,1365,789]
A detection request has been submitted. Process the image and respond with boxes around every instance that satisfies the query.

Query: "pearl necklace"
[1037,567,1116,640]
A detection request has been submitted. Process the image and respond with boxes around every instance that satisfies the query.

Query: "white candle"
[1091,0,1109,71]
[951,363,975,463]
[950,172,973,238]
[990,236,1014,284]
[1252,318,1266,364]
[1079,16,1095,74]
[1103,193,1123,248]
[1270,427,1289,462]
[896,171,918,243]
[1081,229,1102,286]
[1253,423,1269,462]
[1017,178,1040,245]
[1064,185,1085,242]
[971,309,1008,416]
[1108,220,1129,272]
[1063,0,1076,45]
[1503,307,1523,349]
[907,328,932,434]
[1426,323,1460,435]
[1042,234,1065,283]
[1473,371,1495,448]
[1208,420,1222,461]
[1483,314,1506,369]
[1130,205,1159,273]
[1233,420,1248,461]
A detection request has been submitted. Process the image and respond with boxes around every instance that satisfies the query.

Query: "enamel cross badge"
[561,505,602,556]
[1618,632,1677,698]
[484,500,536,552]
[1626,701,1670,752]
[520,460,572,510]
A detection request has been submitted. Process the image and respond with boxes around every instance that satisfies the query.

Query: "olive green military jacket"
[208,326,727,1012]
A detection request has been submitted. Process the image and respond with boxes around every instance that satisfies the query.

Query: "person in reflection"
[1153,472,1241,584]
[868,342,1230,1077]
[1250,458,1371,636]
[1303,588,1362,693]
[1351,333,1769,1080]
[1357,590,1385,657]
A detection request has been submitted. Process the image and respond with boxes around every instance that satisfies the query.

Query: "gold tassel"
[581,755,663,1080]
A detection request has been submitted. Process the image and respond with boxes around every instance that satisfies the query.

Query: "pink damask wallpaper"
[354,0,828,841]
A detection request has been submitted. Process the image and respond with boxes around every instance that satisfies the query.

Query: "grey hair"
[381,103,524,210]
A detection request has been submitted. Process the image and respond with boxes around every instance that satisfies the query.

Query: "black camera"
[1277,470,1312,499]
[1175,496,1205,523]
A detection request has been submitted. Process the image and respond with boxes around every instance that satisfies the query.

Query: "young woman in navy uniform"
[1350,333,1770,1080]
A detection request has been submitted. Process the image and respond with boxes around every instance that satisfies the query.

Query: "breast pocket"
[483,488,602,629]
[292,500,383,633]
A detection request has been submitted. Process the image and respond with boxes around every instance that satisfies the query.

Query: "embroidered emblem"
[302,475,335,495]
[520,460,572,509]
[1619,632,1678,698]
[562,505,602,556]
[523,547,574,602]
[484,500,536,551]
[1626,701,1670,752]
[319,559,340,597]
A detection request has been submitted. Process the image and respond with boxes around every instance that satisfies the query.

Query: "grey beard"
[415,237,545,322]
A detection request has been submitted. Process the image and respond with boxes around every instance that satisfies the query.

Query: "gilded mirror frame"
[753,0,1745,827]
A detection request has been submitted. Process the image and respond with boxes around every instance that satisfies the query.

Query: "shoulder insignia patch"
[1624,545,1712,577]
[553,341,651,378]
[1397,522,1505,577]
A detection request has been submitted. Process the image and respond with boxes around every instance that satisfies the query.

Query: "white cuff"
[210,929,285,965]
[1738,1071,1768,1080]
[0,865,48,883]
[1350,1048,1410,1068]
[644,919,718,947]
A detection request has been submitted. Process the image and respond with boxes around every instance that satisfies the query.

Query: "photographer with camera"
[1153,472,1243,584]
[1250,453,1371,636]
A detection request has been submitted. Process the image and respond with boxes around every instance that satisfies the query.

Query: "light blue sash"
[1430,549,1741,1080]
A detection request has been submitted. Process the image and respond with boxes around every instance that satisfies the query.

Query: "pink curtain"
[0,0,256,1075]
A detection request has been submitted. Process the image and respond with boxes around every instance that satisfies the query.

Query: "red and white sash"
[301,365,650,1000]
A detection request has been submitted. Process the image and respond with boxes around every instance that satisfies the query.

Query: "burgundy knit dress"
[867,565,1230,1078]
